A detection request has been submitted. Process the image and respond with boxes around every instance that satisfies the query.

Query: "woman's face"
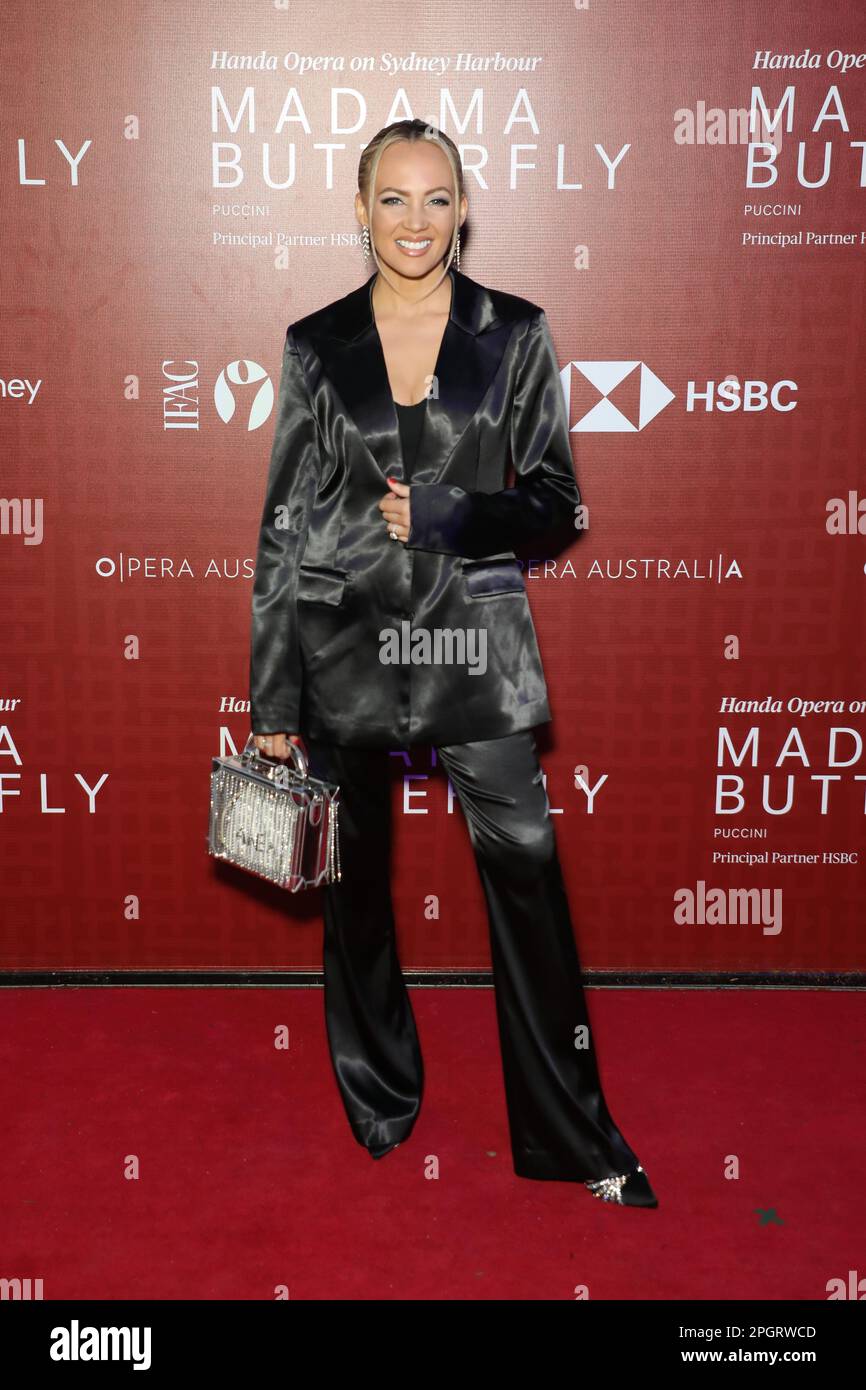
[359,138,465,281]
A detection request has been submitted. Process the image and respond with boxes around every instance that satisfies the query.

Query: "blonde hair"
[358,119,464,286]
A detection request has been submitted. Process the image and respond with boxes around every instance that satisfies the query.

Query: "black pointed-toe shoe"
[584,1163,658,1208]
[369,1141,401,1160]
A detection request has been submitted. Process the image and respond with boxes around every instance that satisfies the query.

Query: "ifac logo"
[213,359,274,430]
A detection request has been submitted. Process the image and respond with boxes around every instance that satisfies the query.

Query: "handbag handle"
[240,732,309,779]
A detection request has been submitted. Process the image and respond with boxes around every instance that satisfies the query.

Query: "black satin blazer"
[249,265,582,747]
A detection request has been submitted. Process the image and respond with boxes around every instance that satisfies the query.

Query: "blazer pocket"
[296,562,348,606]
[461,557,526,598]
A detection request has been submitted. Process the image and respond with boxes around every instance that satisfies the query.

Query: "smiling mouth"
[395,238,433,252]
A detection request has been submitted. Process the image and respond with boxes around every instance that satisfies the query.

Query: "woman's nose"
[403,208,429,230]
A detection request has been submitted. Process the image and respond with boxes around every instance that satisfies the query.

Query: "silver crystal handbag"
[208,734,341,892]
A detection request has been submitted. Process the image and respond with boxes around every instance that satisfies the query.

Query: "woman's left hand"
[379,477,412,544]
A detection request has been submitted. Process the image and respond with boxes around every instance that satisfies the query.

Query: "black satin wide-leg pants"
[302,729,641,1182]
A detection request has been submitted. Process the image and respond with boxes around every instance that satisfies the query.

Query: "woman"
[249,119,657,1208]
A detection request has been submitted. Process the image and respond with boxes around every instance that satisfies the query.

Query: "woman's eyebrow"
[378,186,452,195]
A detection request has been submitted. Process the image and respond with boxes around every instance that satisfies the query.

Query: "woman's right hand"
[254,732,302,759]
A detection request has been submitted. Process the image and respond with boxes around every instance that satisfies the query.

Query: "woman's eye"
[380,196,451,206]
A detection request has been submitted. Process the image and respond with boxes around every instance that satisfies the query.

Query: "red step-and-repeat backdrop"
[2,0,864,973]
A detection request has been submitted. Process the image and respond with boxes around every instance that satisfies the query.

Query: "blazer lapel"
[309,265,511,484]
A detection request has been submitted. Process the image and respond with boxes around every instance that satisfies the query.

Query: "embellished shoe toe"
[585,1163,658,1208]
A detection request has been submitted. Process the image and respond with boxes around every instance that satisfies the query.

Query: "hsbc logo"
[560,361,797,430]
[562,361,674,432]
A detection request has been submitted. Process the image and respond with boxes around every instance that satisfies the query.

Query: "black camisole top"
[394,397,427,481]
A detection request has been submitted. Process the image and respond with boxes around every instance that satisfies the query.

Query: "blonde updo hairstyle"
[358,119,464,276]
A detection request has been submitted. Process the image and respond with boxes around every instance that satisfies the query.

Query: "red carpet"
[0,987,862,1300]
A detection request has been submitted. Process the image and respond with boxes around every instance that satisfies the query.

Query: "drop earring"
[362,224,370,261]
[454,230,461,270]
